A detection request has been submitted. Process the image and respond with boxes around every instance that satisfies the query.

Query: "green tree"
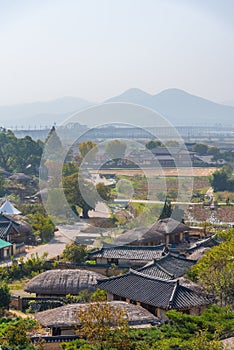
[145,140,162,149]
[105,140,127,160]
[28,213,55,243]
[63,172,97,218]
[44,126,64,161]
[0,281,10,309]
[193,143,208,155]
[0,173,5,196]
[191,229,234,306]
[210,166,234,192]
[96,183,112,201]
[62,242,87,263]
[78,141,97,159]
[63,162,79,177]
[159,198,172,219]
[76,301,130,349]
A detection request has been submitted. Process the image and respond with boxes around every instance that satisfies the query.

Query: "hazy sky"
[0,0,234,105]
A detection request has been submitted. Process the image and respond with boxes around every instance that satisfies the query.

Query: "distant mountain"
[106,88,234,126]
[1,89,234,128]
[0,96,93,128]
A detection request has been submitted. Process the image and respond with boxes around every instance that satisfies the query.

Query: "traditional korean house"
[135,254,197,280]
[147,218,190,247]
[35,301,159,336]
[113,218,191,247]
[87,245,164,267]
[97,270,212,318]
[24,269,105,297]
[0,213,20,242]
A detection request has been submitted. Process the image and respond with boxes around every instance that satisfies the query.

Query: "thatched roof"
[113,226,164,246]
[35,301,158,328]
[9,172,32,181]
[148,218,190,236]
[24,269,105,296]
[113,218,189,246]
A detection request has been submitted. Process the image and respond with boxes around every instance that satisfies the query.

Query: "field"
[97,167,216,177]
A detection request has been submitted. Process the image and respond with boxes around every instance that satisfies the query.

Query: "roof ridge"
[169,253,197,263]
[129,268,177,284]
[168,280,179,309]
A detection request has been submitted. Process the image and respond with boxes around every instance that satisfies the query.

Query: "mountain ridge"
[0,89,234,128]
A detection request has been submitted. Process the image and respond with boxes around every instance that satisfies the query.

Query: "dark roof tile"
[98,270,211,310]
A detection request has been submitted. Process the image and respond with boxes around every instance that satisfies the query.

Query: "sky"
[0,0,234,105]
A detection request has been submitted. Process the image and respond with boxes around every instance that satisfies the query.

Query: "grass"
[9,278,29,290]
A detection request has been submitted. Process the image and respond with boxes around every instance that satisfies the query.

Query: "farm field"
[96,167,216,177]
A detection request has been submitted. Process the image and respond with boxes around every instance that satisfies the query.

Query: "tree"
[28,213,55,243]
[105,140,127,160]
[76,301,130,349]
[5,319,37,350]
[96,183,112,201]
[191,229,234,306]
[210,166,234,192]
[44,126,64,161]
[78,141,97,159]
[0,128,43,175]
[192,143,208,155]
[145,140,162,149]
[62,162,79,177]
[62,242,87,263]
[0,281,10,309]
[159,198,172,219]
[63,172,97,218]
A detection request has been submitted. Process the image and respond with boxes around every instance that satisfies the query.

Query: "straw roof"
[24,269,105,296]
[148,218,190,236]
[35,301,158,328]
[9,172,32,181]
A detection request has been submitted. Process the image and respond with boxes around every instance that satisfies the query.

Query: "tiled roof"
[88,245,164,261]
[0,222,12,240]
[98,270,211,310]
[136,254,196,279]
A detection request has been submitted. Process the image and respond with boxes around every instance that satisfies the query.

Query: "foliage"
[96,182,113,201]
[105,140,127,160]
[0,173,5,196]
[78,141,97,159]
[62,305,234,349]
[63,162,79,177]
[62,242,87,263]
[63,172,97,218]
[191,229,234,306]
[159,198,172,219]
[0,282,11,309]
[0,317,38,350]
[210,166,234,192]
[192,143,209,155]
[0,128,43,175]
[0,252,48,282]
[27,212,55,243]
[44,126,64,161]
[145,140,162,149]
[76,301,130,349]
